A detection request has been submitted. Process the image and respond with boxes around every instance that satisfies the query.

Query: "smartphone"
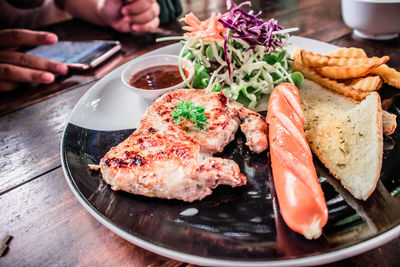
[26,40,122,70]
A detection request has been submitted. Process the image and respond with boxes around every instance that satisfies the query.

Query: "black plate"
[61,90,400,265]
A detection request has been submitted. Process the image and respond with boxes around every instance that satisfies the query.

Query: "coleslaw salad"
[157,0,303,109]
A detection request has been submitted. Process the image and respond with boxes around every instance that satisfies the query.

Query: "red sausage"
[267,83,328,239]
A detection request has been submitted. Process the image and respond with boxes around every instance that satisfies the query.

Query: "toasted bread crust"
[300,80,383,200]
[382,111,397,135]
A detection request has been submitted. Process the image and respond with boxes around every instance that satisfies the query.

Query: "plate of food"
[61,1,400,266]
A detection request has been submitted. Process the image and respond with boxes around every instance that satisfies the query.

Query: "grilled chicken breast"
[97,89,268,202]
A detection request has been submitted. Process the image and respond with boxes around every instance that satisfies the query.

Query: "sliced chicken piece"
[228,100,269,153]
[97,89,268,202]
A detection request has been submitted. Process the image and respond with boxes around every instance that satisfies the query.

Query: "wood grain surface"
[0,82,93,194]
[1,0,399,266]
[0,168,182,267]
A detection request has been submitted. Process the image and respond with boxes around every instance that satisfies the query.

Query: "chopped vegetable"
[192,62,210,88]
[181,12,225,40]
[157,0,302,110]
[172,101,208,130]
[218,0,296,65]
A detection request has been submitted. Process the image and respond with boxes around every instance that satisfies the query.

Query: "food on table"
[327,47,400,89]
[129,65,190,90]
[292,46,400,101]
[291,45,398,201]
[267,83,328,239]
[159,0,302,109]
[293,61,371,101]
[300,79,383,201]
[292,46,397,134]
[93,89,268,202]
[93,0,397,239]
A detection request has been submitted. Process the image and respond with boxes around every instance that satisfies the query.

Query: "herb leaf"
[172,101,208,130]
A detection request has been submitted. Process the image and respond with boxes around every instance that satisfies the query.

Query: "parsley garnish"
[172,101,208,130]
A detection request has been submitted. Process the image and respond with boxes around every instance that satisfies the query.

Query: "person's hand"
[0,29,68,92]
[98,0,160,33]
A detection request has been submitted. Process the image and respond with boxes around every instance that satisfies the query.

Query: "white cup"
[341,0,400,40]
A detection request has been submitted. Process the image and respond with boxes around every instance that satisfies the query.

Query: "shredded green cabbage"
[179,36,302,109]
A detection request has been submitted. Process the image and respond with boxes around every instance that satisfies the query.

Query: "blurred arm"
[57,0,108,26]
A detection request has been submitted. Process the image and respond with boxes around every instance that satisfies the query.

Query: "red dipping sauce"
[130,65,189,90]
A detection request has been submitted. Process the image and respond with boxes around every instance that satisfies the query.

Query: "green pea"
[290,71,304,88]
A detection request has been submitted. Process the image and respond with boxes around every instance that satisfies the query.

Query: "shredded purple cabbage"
[218,0,289,78]
[219,0,286,50]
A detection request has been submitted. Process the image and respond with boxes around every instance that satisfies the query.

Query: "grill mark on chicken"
[218,92,227,106]
[104,151,147,168]
[147,127,157,133]
[173,147,192,158]
[97,89,268,202]
[124,151,146,166]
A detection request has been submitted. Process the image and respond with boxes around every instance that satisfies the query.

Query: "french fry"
[291,46,303,64]
[296,45,399,96]
[370,64,400,89]
[328,48,399,88]
[316,64,375,80]
[301,50,389,68]
[328,47,367,58]
[301,50,330,67]
[344,75,383,92]
[292,61,369,101]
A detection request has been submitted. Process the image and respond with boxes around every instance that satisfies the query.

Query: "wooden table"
[1,0,399,266]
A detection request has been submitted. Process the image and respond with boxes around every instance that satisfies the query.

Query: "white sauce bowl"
[121,54,194,100]
[341,0,400,40]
